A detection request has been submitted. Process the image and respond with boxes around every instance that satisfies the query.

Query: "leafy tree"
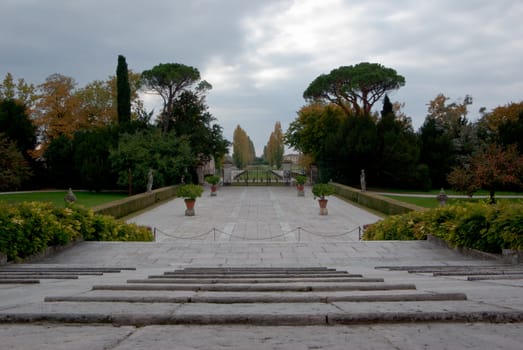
[376,95,423,189]
[0,99,36,155]
[497,109,523,154]
[476,101,523,142]
[43,135,76,188]
[74,80,115,128]
[232,125,253,169]
[325,113,377,184]
[116,55,131,125]
[169,90,229,165]
[0,73,37,111]
[418,94,473,188]
[265,121,284,168]
[34,74,80,147]
[109,129,193,192]
[448,144,523,203]
[303,62,405,116]
[285,103,344,161]
[141,63,209,133]
[0,133,32,191]
[72,129,118,191]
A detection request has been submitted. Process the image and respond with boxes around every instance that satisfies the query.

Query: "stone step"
[2,310,522,326]
[434,270,523,276]
[161,273,352,278]
[45,292,467,304]
[0,275,78,280]
[0,267,135,273]
[0,279,39,284]
[165,269,347,275]
[467,274,523,281]
[376,265,521,273]
[91,283,416,292]
[0,271,103,276]
[127,277,384,284]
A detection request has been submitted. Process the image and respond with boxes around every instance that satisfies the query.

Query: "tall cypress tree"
[116,55,131,125]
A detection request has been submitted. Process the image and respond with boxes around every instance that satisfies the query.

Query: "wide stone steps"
[2,266,522,325]
[377,264,523,280]
[0,266,135,284]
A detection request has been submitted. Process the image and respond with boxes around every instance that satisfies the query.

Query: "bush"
[0,201,153,262]
[363,201,523,253]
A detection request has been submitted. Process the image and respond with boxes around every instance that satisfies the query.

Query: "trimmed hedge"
[363,201,523,253]
[0,201,153,262]
[93,186,177,218]
[331,183,424,215]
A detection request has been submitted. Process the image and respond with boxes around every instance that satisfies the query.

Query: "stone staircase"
[0,266,135,284]
[5,266,522,325]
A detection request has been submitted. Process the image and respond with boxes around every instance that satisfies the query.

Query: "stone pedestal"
[318,199,328,215]
[223,161,233,185]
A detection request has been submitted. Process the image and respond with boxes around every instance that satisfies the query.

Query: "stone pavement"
[1,186,523,349]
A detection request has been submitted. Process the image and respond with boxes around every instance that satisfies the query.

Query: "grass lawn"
[383,195,523,209]
[0,191,128,208]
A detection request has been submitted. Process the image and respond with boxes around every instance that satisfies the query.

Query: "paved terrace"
[0,186,522,349]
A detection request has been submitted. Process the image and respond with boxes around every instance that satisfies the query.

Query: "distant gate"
[233,166,284,186]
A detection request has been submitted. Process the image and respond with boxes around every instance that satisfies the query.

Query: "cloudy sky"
[1,0,522,155]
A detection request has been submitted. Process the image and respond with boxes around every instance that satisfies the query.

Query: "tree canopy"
[303,62,405,115]
[141,63,209,133]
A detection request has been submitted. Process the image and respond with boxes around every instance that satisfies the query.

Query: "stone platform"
[1,186,522,349]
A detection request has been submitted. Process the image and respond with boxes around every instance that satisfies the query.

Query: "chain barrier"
[153,226,362,241]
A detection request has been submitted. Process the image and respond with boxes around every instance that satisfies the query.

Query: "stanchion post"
[298,227,301,242]
[213,228,216,241]
[358,226,361,240]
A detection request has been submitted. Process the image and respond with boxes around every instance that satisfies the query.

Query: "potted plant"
[205,175,220,196]
[294,175,307,196]
[176,184,204,216]
[312,183,335,215]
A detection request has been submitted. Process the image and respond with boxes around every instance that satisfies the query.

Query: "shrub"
[176,184,204,200]
[0,201,153,262]
[363,201,523,253]
[312,183,334,199]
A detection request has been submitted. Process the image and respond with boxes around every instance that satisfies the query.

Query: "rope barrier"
[153,226,362,241]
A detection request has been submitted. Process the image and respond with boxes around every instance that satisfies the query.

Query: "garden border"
[331,183,425,215]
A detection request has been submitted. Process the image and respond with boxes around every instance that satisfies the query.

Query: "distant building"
[283,153,300,165]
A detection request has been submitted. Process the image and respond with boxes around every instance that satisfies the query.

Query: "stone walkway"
[1,186,522,349]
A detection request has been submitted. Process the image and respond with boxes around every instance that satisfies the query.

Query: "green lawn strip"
[0,191,128,208]
[371,188,522,196]
[383,195,522,209]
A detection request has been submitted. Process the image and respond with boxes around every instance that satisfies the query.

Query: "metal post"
[213,228,216,241]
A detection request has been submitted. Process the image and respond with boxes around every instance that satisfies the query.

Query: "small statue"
[146,169,153,193]
[64,188,76,204]
[360,169,366,192]
[437,188,448,206]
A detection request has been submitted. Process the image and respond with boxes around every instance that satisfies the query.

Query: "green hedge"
[331,183,424,215]
[0,201,153,262]
[363,201,523,253]
[93,186,178,218]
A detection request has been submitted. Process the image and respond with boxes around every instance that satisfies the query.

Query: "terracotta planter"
[297,184,305,197]
[184,198,196,216]
[211,185,218,197]
[318,198,328,215]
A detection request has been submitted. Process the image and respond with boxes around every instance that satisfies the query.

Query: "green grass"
[0,191,128,208]
[372,188,523,196]
[383,195,523,209]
